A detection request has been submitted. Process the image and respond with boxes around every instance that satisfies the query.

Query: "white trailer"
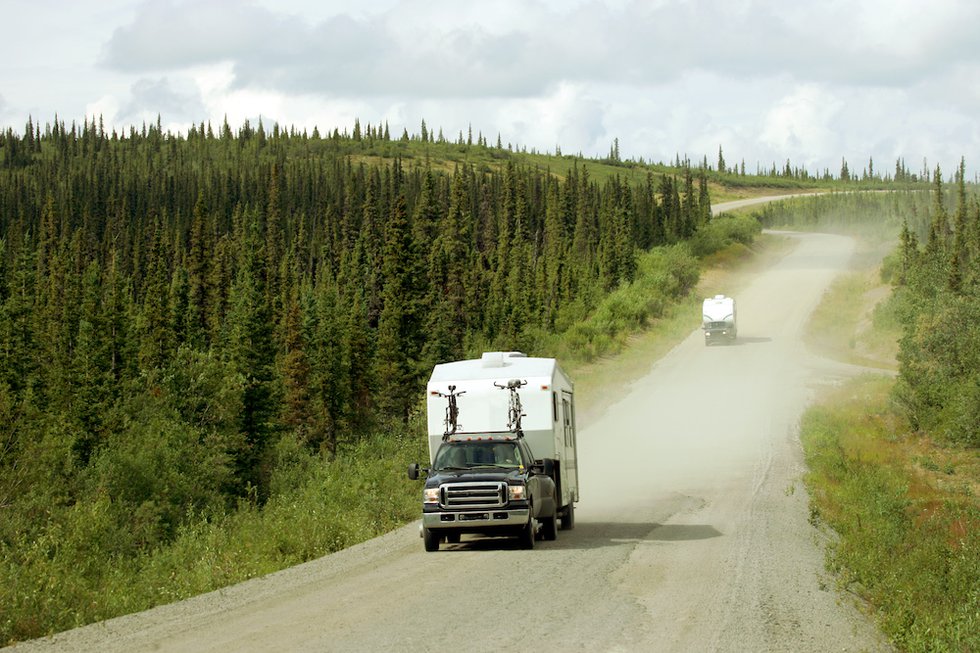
[702,294,737,345]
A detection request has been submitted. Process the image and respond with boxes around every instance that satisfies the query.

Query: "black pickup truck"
[408,436,558,551]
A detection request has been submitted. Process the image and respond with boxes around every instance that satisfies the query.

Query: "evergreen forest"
[0,117,719,641]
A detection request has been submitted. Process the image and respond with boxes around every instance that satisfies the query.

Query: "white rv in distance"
[702,294,737,345]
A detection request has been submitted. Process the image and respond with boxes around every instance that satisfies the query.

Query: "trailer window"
[562,397,573,446]
[552,391,558,423]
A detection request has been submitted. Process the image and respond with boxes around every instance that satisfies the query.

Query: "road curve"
[13,220,893,653]
[712,192,826,215]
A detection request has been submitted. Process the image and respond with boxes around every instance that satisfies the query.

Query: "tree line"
[892,159,980,445]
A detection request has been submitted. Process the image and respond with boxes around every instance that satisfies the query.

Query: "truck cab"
[409,436,557,551]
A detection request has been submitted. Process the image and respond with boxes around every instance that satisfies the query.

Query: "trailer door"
[560,391,579,504]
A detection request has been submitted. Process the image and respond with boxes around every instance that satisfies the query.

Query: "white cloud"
[761,84,843,166]
[2,0,979,177]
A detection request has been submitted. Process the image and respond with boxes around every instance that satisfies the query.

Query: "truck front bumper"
[704,329,734,340]
[422,508,530,529]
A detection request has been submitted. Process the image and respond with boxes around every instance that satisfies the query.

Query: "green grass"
[805,268,900,371]
[321,134,865,201]
[800,376,979,653]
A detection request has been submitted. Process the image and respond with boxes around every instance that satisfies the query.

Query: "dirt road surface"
[14,201,894,652]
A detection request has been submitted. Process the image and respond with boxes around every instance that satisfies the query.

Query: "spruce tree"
[279,283,312,437]
[68,260,113,463]
[422,168,471,366]
[308,273,348,455]
[373,193,416,420]
[185,194,210,348]
[137,215,175,372]
[541,178,568,327]
[223,215,277,498]
[343,281,374,433]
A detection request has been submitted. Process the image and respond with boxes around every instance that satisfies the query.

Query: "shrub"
[801,377,980,652]
[689,213,762,258]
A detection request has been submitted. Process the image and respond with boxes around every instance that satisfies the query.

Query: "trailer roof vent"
[481,352,504,368]
[480,351,526,368]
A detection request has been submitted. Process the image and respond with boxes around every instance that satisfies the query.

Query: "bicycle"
[436,384,466,438]
[494,378,527,433]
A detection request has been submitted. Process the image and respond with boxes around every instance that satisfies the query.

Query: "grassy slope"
[344,136,849,199]
[803,237,901,371]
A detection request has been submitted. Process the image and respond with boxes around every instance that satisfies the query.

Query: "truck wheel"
[541,515,558,541]
[423,527,440,552]
[560,503,575,530]
[518,518,536,550]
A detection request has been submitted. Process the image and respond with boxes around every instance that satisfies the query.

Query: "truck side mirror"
[407,463,422,480]
[532,459,554,476]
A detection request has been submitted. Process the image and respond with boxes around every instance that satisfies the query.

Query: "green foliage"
[800,377,979,653]
[0,418,426,644]
[553,244,699,363]
[893,292,980,445]
[688,212,762,258]
[885,166,980,445]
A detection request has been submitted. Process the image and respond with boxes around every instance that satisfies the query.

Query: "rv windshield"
[434,441,524,470]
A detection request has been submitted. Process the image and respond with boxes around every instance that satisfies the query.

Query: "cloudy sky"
[2,0,978,178]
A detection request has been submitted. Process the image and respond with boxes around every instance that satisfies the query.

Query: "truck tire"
[560,503,575,530]
[518,517,536,550]
[423,526,440,552]
[541,515,558,541]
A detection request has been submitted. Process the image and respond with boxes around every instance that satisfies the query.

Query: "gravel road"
[13,201,894,652]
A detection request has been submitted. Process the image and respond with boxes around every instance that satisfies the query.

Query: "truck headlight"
[508,485,526,501]
[423,488,440,504]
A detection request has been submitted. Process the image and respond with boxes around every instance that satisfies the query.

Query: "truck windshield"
[434,441,524,469]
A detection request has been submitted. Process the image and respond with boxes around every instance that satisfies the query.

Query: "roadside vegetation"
[769,176,980,652]
[0,116,942,645]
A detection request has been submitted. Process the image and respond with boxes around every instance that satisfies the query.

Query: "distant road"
[712,191,826,214]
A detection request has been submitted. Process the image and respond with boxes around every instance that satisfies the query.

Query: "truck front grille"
[441,481,507,509]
